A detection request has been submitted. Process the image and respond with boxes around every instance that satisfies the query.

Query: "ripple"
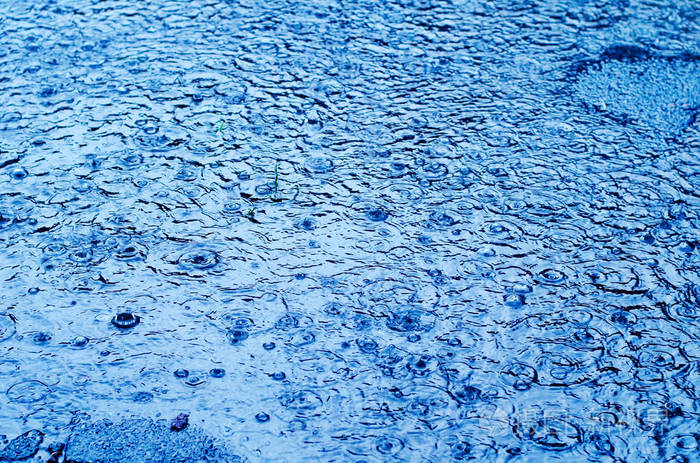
[500,362,538,390]
[0,313,16,341]
[514,417,582,451]
[7,380,51,403]
[0,360,20,376]
[279,389,323,410]
[673,284,700,320]
[428,210,458,227]
[537,268,567,285]
[32,332,52,344]
[133,391,154,402]
[115,243,146,261]
[356,337,379,353]
[451,384,483,405]
[536,354,583,385]
[133,126,191,151]
[294,217,316,230]
[375,436,404,456]
[177,249,220,270]
[418,161,448,181]
[386,308,435,333]
[215,82,247,105]
[304,156,334,173]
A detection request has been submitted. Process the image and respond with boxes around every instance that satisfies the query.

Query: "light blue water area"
[0,0,699,462]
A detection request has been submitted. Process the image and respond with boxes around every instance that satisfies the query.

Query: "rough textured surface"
[64,419,243,463]
[574,56,700,135]
[0,430,44,461]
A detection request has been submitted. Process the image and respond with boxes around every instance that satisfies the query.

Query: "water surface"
[1,0,699,461]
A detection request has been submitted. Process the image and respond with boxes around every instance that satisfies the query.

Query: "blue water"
[1,0,699,461]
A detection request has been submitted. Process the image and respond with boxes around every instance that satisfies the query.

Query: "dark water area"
[0,0,699,461]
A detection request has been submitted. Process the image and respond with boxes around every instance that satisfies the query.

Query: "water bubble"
[184,374,206,387]
[112,313,140,329]
[70,336,89,348]
[504,293,525,309]
[227,329,249,345]
[263,342,276,351]
[538,268,567,284]
[255,412,270,423]
[270,372,286,381]
[209,368,225,378]
[32,332,52,344]
[9,167,28,180]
